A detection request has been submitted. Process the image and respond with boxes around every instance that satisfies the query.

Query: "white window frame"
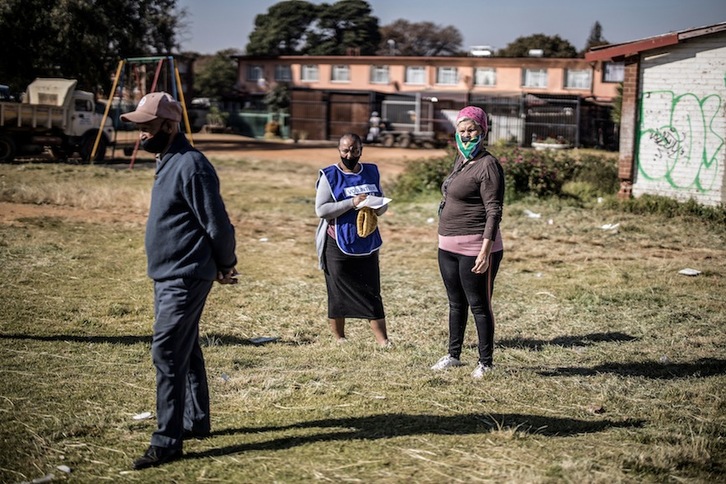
[301,64,319,82]
[246,65,263,81]
[331,65,351,83]
[405,66,426,85]
[522,68,548,88]
[565,69,592,89]
[370,65,390,84]
[436,67,458,85]
[603,62,625,83]
[474,67,496,86]
[275,64,292,82]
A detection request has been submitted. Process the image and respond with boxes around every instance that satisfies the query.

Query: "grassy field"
[0,153,724,483]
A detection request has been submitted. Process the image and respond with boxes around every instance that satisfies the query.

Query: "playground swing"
[93,56,194,168]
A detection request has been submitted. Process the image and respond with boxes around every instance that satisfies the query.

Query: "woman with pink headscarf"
[430,106,505,378]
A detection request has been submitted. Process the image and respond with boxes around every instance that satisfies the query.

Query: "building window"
[603,62,625,83]
[246,65,263,81]
[565,69,591,89]
[275,65,292,82]
[436,67,458,85]
[522,68,547,88]
[370,65,390,84]
[301,65,319,82]
[331,65,350,82]
[474,67,496,86]
[405,66,426,85]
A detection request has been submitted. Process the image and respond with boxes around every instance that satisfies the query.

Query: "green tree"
[583,21,609,53]
[247,0,380,56]
[193,49,240,100]
[246,0,319,56]
[306,0,381,55]
[0,0,185,94]
[498,33,579,58]
[264,83,291,112]
[378,19,462,56]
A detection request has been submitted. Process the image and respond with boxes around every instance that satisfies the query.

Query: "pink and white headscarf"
[455,106,488,135]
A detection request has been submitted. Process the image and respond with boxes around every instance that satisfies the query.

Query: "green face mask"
[456,133,481,159]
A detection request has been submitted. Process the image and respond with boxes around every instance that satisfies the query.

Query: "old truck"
[373,93,453,149]
[0,78,115,163]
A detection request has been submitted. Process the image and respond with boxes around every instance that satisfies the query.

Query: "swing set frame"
[93,56,194,167]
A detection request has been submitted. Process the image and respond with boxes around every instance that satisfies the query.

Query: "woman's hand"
[472,252,490,274]
[352,193,368,207]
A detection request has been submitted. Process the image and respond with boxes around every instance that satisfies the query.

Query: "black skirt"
[324,234,385,319]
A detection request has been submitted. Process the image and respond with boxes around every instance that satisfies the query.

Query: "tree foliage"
[246,0,319,56]
[306,0,380,55]
[498,33,579,58]
[246,0,380,56]
[583,21,609,53]
[378,19,462,56]
[0,0,184,94]
[193,49,241,100]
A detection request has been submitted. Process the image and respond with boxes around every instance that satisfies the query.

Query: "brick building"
[586,22,726,206]
[234,54,622,147]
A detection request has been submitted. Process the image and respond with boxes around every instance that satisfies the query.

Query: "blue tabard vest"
[321,163,383,256]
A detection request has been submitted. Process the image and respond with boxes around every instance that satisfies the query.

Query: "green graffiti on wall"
[637,90,724,192]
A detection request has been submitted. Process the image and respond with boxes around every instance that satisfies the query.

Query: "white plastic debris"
[678,268,701,276]
[258,237,269,242]
[249,336,280,345]
[523,209,541,219]
[600,223,620,230]
[56,465,71,474]
[597,197,604,204]
[426,217,435,224]
[132,411,152,420]
[547,218,554,225]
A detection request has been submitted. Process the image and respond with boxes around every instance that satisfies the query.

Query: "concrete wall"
[632,32,726,206]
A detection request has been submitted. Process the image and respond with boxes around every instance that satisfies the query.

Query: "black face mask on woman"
[340,156,360,170]
[141,124,172,154]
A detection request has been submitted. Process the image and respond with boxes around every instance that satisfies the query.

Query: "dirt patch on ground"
[1,134,448,225]
[116,133,448,177]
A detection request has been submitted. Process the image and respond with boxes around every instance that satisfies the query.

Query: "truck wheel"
[79,133,107,162]
[398,134,411,149]
[381,133,395,148]
[0,135,16,163]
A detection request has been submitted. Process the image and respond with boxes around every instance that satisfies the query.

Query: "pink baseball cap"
[121,92,182,124]
[455,105,488,134]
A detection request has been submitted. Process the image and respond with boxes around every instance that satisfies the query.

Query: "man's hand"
[216,268,239,284]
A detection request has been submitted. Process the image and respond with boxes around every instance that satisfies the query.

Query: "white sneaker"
[471,363,493,379]
[431,355,463,371]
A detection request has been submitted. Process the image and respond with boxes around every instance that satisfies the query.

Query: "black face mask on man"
[141,123,172,154]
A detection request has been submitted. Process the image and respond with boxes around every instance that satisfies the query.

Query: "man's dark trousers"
[150,277,214,450]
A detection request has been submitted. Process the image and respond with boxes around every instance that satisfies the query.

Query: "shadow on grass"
[0,333,281,347]
[185,413,643,459]
[498,331,638,350]
[538,358,726,379]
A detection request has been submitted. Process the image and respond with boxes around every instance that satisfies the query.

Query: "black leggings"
[438,249,503,366]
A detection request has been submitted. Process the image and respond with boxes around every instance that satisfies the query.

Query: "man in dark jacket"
[121,92,238,470]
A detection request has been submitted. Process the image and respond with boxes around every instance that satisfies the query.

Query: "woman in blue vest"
[315,133,389,346]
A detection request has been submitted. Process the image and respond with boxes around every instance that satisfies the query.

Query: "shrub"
[391,146,619,203]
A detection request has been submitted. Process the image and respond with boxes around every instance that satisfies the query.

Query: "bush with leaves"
[391,145,618,203]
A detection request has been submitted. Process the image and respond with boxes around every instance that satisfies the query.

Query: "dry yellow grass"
[0,151,724,483]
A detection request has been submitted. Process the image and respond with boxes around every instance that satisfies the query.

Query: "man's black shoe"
[183,429,211,440]
[132,445,182,470]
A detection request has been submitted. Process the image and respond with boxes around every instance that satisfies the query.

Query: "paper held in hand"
[357,195,392,210]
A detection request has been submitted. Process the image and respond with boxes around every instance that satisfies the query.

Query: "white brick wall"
[634,32,726,206]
